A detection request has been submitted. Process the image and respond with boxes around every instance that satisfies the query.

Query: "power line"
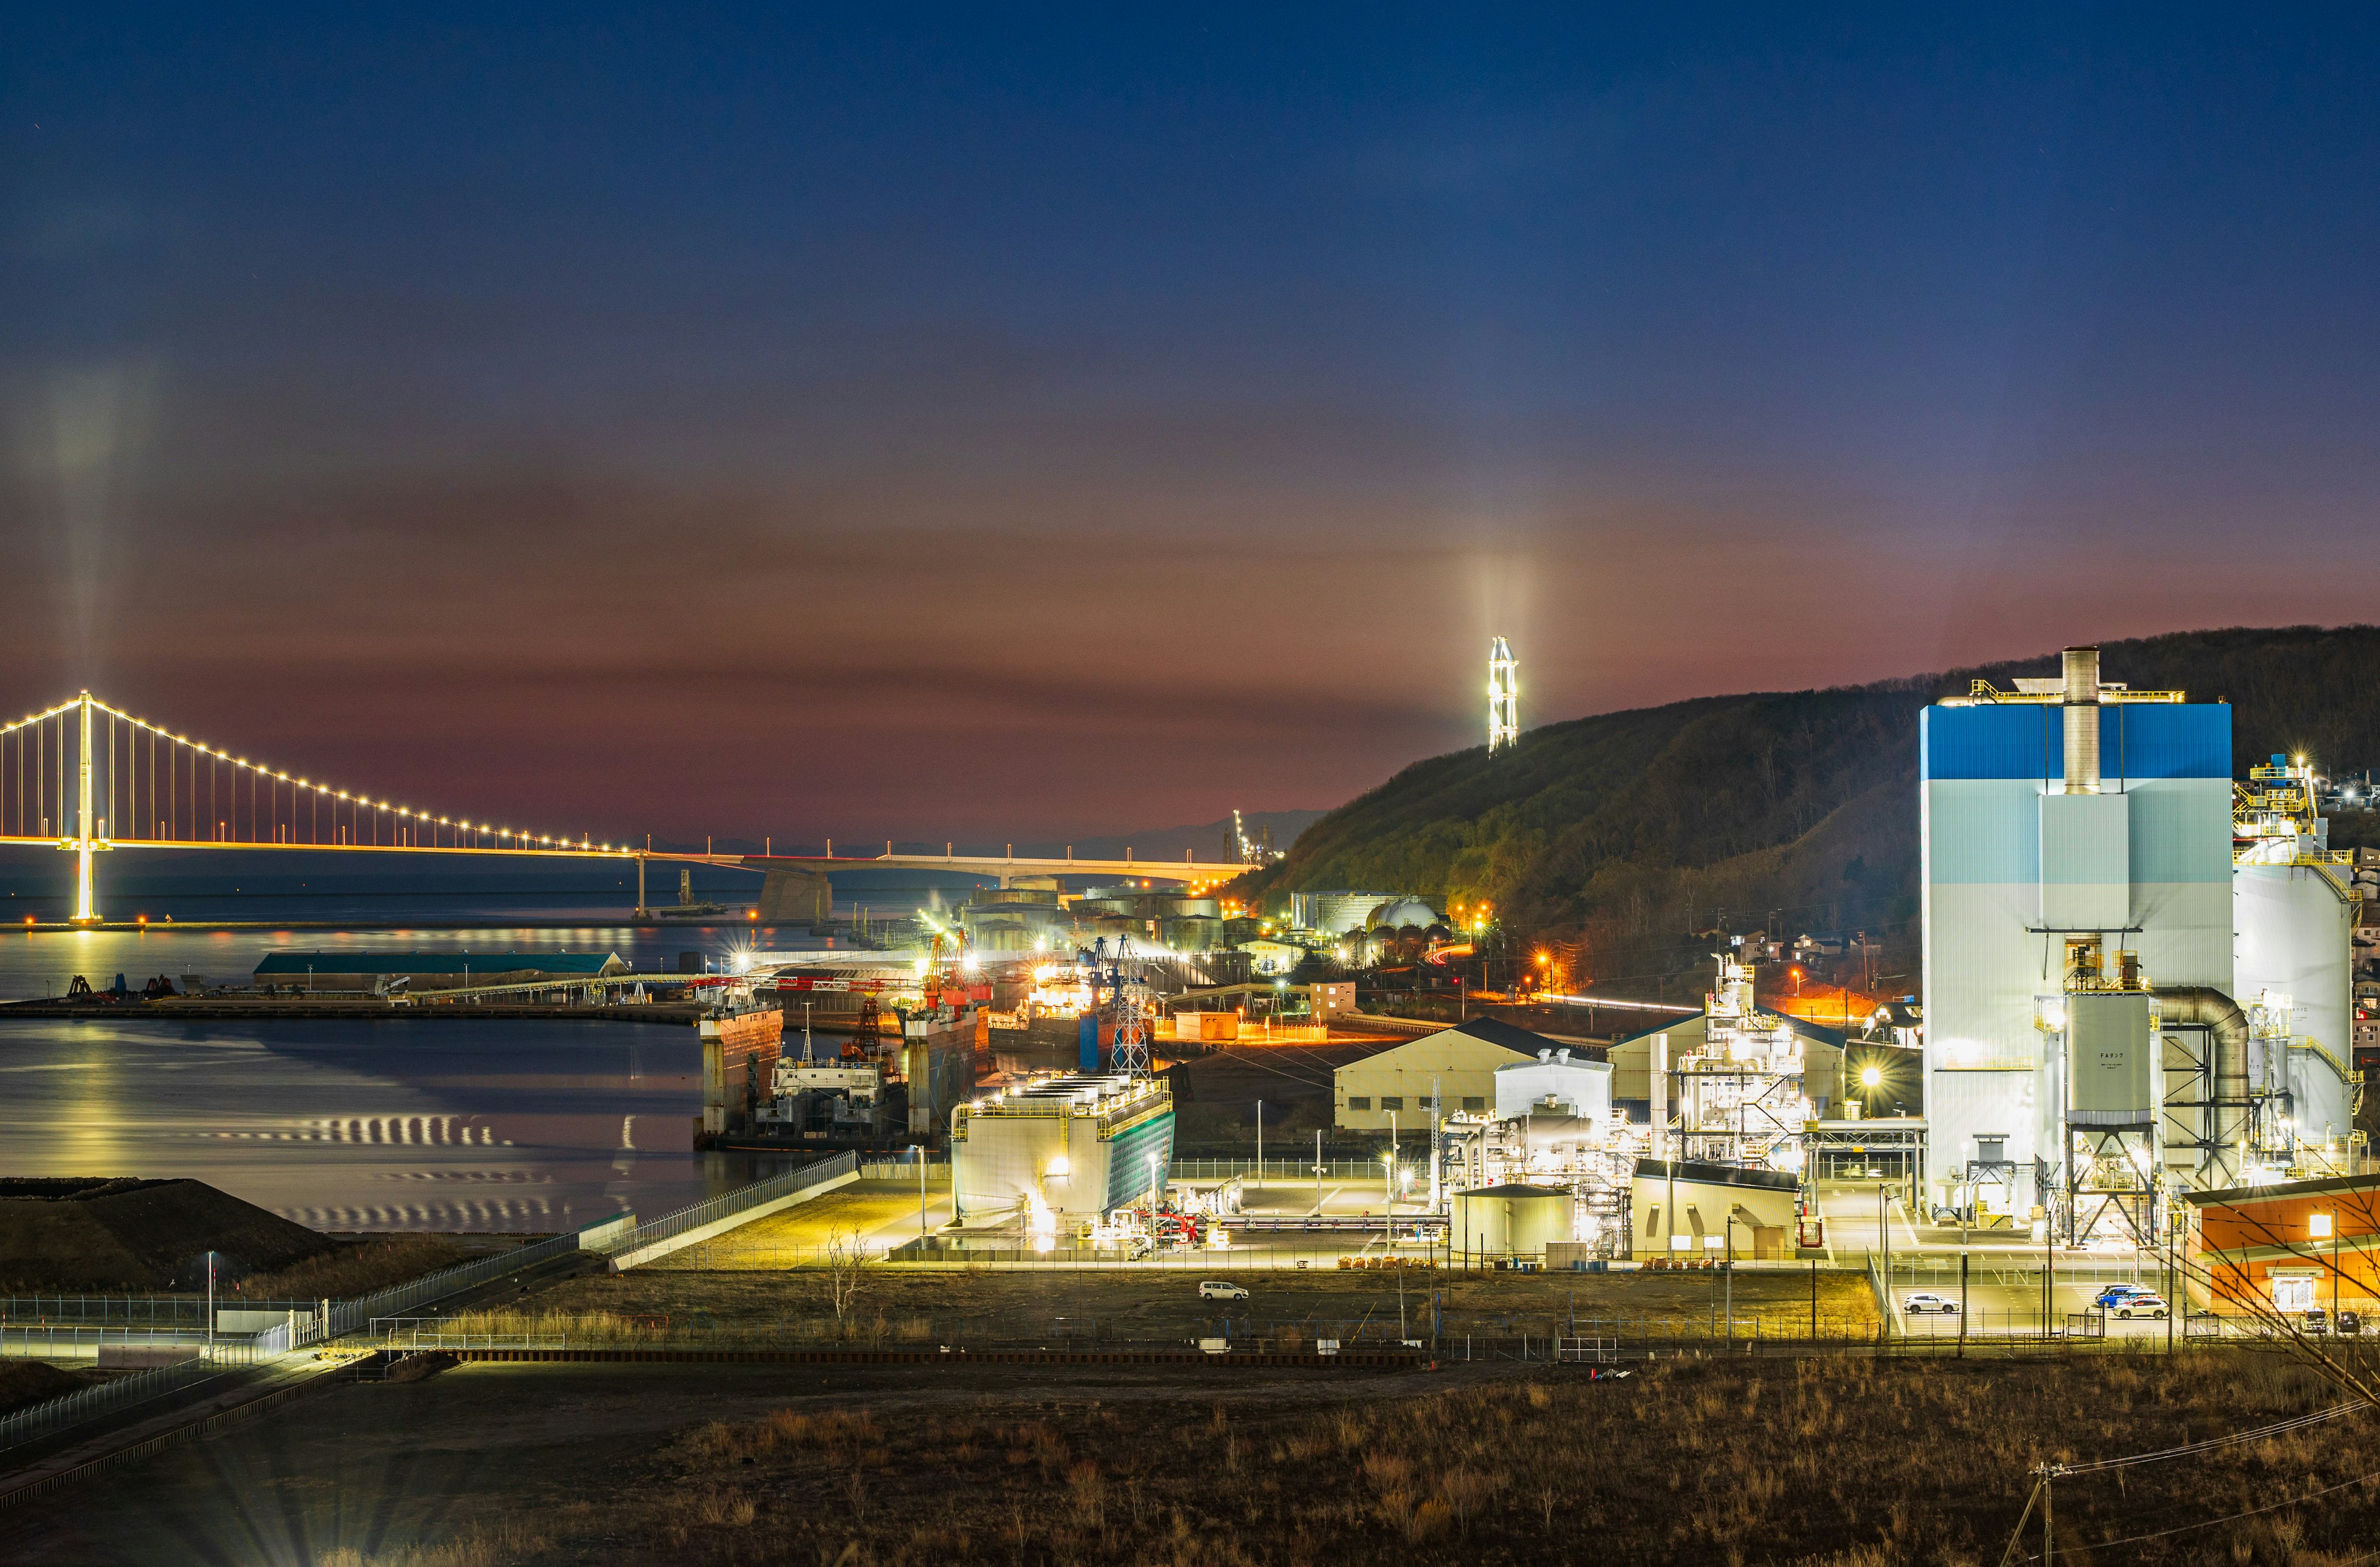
[2015,1458,2380,1559]
[2058,1400,2368,1474]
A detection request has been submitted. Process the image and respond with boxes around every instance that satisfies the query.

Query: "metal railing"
[0,1296,323,1330]
[858,1158,949,1182]
[602,1151,857,1260]
[0,1327,271,1359]
[0,1353,227,1454]
[333,1230,589,1337]
[1168,1159,1389,1182]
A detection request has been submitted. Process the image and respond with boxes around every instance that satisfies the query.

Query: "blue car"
[2092,1284,2153,1308]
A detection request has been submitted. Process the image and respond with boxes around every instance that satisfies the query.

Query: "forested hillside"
[1240,626,2380,993]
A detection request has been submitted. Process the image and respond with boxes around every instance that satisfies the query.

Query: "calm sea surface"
[0,897,835,1232]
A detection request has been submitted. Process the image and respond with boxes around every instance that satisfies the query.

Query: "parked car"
[2304,1307,2330,1336]
[2339,1310,2363,1337]
[1198,1280,1250,1301]
[2092,1284,2153,1309]
[1903,1292,1959,1315]
[2112,1293,2169,1319]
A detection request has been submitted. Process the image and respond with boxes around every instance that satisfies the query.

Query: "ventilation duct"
[2061,645,2100,794]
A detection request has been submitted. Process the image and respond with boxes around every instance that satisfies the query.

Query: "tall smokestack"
[2061,646,2100,794]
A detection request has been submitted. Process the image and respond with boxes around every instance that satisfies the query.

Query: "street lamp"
[2315,1210,2338,1327]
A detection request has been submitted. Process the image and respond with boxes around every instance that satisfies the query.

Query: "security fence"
[0,1353,227,1454]
[0,1296,322,1331]
[340,1227,596,1337]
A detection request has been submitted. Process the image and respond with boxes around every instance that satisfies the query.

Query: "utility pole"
[1255,1099,1262,1182]
[1879,1183,1890,1292]
[2043,1221,2053,1336]
[1429,1076,1443,1216]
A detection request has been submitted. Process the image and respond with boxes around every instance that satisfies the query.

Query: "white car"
[1198,1280,1250,1301]
[2113,1294,2169,1320]
[1903,1292,1960,1315]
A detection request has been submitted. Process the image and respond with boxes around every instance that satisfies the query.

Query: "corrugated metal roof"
[252,951,624,977]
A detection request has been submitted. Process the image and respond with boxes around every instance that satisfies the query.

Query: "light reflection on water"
[0,1007,787,1236]
[0,915,837,1232]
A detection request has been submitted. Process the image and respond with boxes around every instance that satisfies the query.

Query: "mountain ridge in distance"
[1235,625,2380,994]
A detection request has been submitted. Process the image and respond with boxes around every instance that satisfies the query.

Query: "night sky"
[6,9,2379,846]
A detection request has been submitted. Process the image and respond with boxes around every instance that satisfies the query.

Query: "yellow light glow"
[1859,1066,1882,1088]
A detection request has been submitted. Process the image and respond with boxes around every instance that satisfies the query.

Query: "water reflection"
[0,1015,750,1232]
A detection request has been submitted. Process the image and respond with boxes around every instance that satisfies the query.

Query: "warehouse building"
[1333,1017,1562,1130]
[1632,1158,1801,1260]
[2184,1172,2380,1315]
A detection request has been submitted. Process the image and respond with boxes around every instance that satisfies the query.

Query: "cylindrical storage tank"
[1451,1184,1574,1259]
[1161,915,1220,950]
[1505,1188,1574,1254]
[1452,1187,1509,1256]
[2234,863,2356,1148]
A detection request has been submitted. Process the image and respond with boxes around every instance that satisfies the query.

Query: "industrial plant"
[1921,647,2361,1241]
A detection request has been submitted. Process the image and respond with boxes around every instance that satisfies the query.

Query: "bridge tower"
[1487,638,1518,752]
[62,691,107,923]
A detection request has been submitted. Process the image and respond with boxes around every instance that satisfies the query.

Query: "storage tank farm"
[1921,646,2360,1244]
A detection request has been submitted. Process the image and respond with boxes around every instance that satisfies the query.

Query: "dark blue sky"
[6,8,2378,842]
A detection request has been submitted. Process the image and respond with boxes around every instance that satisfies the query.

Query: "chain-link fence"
[0,1353,234,1454]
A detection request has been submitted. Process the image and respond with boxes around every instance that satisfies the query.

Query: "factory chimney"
[2060,646,2100,794]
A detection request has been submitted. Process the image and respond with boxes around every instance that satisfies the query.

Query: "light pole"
[1879,1183,1890,1289]
[1256,1098,1263,1184]
[1382,1149,1396,1247]
[916,1144,928,1242]
[1724,1213,1734,1343]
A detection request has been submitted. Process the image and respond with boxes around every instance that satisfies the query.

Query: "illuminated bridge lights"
[0,691,627,862]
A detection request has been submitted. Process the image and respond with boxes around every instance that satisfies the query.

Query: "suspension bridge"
[0,693,1254,922]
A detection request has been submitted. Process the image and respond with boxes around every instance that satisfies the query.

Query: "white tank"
[2235,863,2356,1155]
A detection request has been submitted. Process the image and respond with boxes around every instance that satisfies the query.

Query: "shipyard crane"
[1078,936,1156,1076]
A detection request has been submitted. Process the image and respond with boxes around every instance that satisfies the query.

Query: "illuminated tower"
[1487,638,1518,752]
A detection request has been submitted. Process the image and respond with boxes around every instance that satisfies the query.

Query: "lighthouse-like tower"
[1487,638,1518,751]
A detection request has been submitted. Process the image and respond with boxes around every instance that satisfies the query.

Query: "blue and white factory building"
[1921,647,2356,1239]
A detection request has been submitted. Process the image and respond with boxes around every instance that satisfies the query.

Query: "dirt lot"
[3,1348,2370,1565]
[446,1261,1879,1348]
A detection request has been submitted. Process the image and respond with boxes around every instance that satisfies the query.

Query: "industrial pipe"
[2061,646,2100,795]
[2154,985,2250,1180]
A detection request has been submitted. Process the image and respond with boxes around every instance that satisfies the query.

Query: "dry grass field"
[227,1232,478,1299]
[428,1263,1880,1350]
[13,1348,2370,1566]
[462,1350,2380,1566]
